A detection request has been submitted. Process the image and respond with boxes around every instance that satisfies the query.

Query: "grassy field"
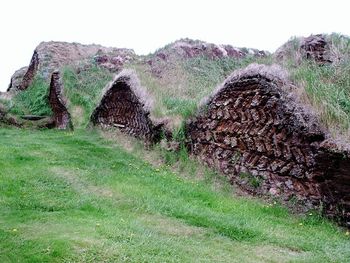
[0,127,349,262]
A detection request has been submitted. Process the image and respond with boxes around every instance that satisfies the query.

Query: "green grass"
[291,61,350,134]
[7,76,52,116]
[0,128,349,262]
[62,65,113,128]
[183,56,261,97]
[278,33,350,137]
[3,65,113,129]
[127,55,272,128]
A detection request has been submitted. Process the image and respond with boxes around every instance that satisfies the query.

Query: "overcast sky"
[0,0,349,91]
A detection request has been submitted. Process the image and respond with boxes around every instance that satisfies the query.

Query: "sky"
[0,0,349,91]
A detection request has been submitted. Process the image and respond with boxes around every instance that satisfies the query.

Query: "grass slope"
[127,55,271,124]
[62,65,113,127]
[0,128,349,262]
[281,33,350,137]
[7,76,52,117]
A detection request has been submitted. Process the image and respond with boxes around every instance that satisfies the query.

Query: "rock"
[94,50,133,72]
[18,50,39,90]
[186,63,350,225]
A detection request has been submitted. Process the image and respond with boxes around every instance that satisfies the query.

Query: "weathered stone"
[91,70,162,143]
[186,63,350,225]
[48,71,73,130]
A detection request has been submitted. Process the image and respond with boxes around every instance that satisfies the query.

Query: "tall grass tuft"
[287,33,350,137]
[9,76,52,116]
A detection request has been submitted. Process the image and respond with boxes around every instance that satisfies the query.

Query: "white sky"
[0,0,349,91]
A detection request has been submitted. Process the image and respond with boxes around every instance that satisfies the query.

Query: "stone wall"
[91,70,162,143]
[48,71,73,130]
[186,64,350,225]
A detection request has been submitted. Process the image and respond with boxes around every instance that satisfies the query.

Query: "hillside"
[2,35,350,135]
[1,34,350,261]
[2,39,269,128]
